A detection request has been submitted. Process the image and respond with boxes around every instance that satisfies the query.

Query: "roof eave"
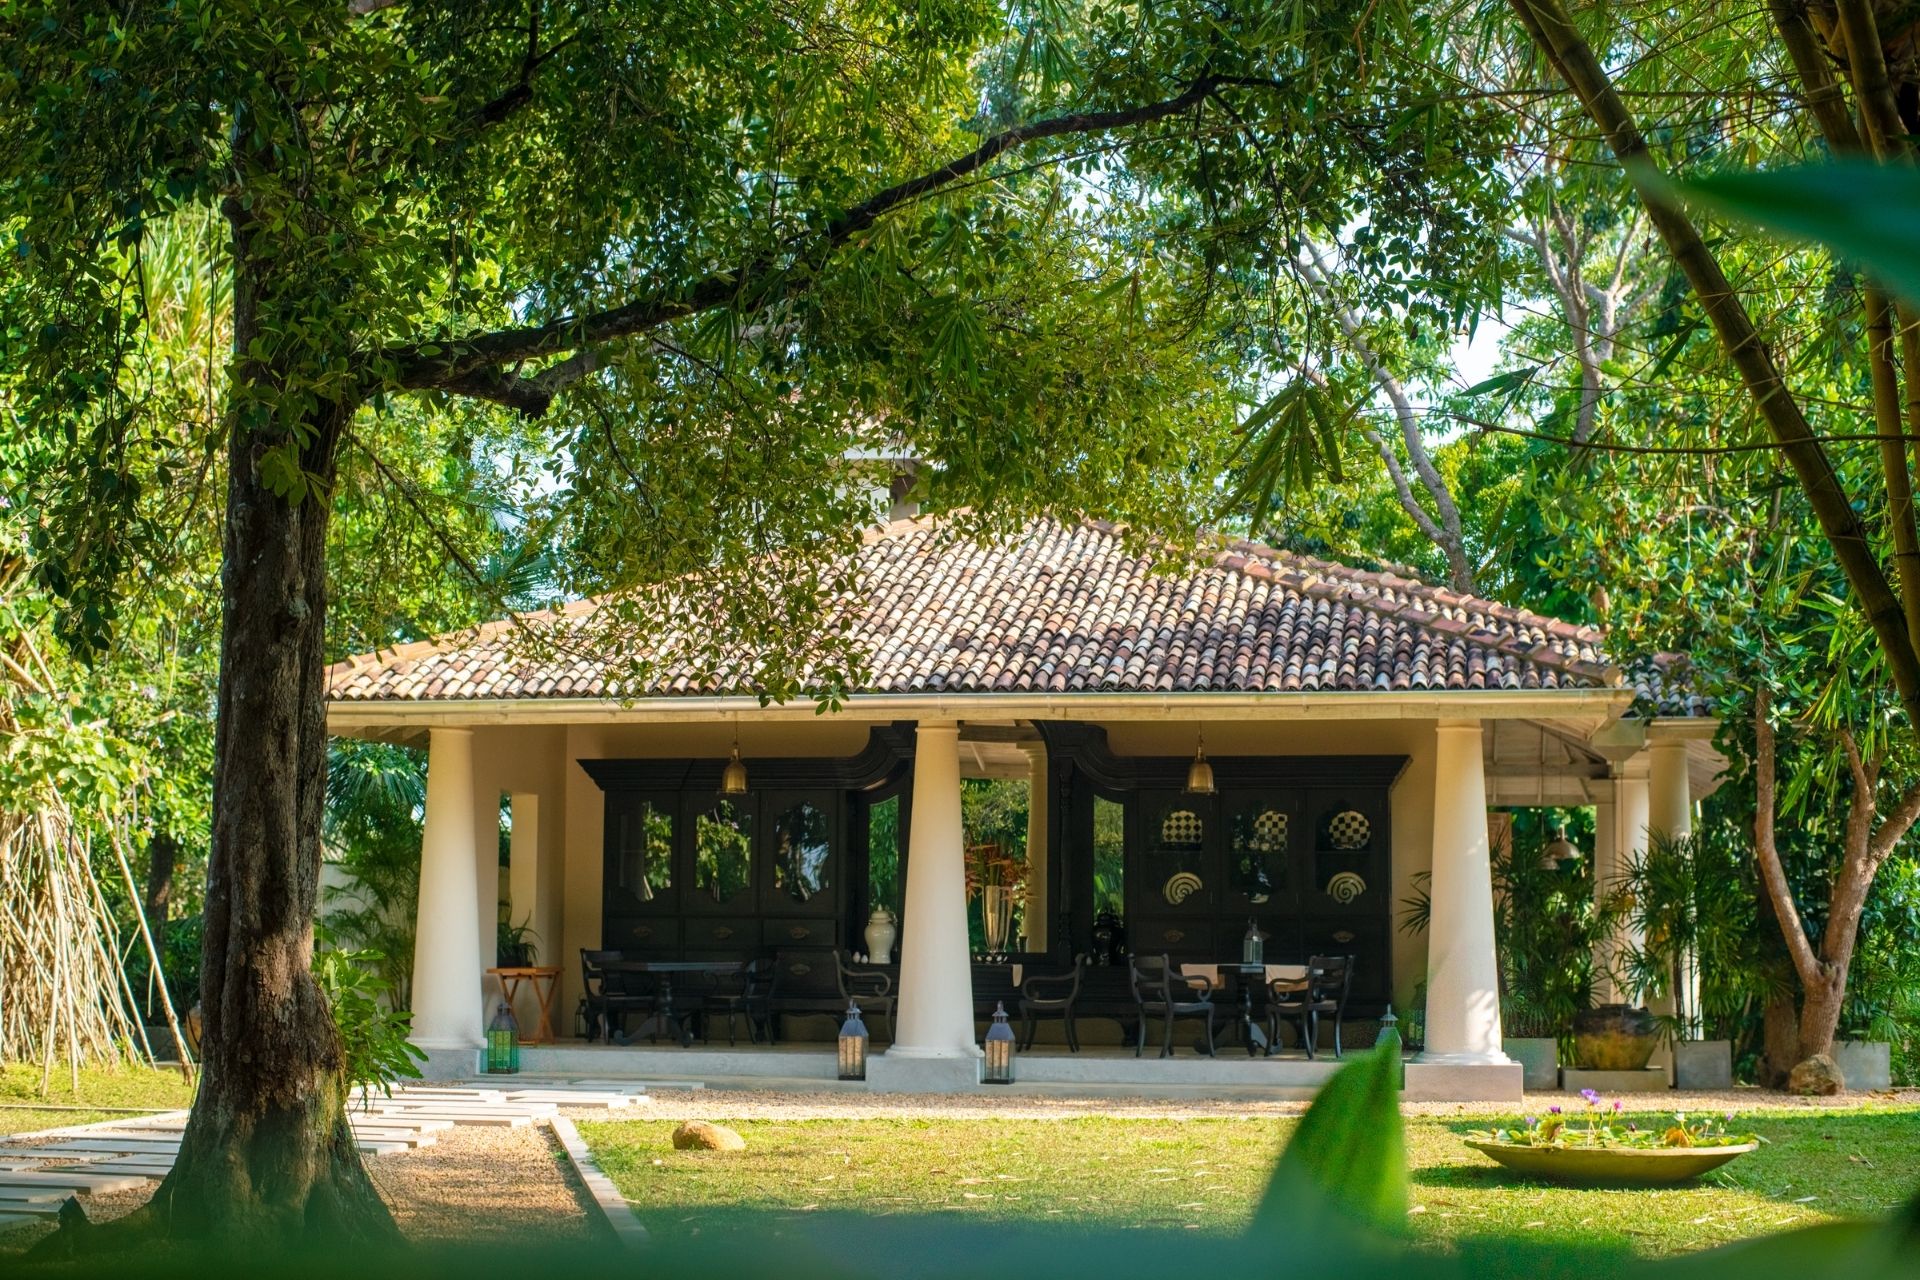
[327,687,1651,736]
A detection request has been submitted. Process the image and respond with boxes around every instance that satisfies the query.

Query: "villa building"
[325,516,1722,1100]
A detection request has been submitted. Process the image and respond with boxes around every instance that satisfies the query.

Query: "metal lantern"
[720,734,749,796]
[838,1000,869,1081]
[1242,918,1266,967]
[1542,824,1581,870]
[983,1001,1016,1084]
[1375,1004,1400,1048]
[1185,732,1216,795]
[486,1002,520,1074]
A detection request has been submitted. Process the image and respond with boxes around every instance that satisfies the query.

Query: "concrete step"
[0,1170,150,1195]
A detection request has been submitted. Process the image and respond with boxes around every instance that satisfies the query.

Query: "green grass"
[0,1062,196,1136]
[579,1108,1920,1256]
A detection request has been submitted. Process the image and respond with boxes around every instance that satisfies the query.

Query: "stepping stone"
[0,1211,45,1231]
[0,1170,150,1195]
[74,1160,172,1176]
[354,1141,413,1156]
[46,1139,181,1156]
[0,1187,70,1205]
[365,1112,531,1127]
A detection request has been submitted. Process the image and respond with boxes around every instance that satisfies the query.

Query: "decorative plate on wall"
[1252,810,1288,850]
[1325,871,1367,903]
[1162,871,1204,904]
[1160,809,1203,849]
[1327,809,1371,850]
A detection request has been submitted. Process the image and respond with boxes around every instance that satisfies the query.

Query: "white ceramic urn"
[864,908,898,964]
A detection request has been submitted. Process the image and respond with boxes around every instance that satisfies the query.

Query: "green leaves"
[1649,160,1920,309]
[1251,1030,1408,1238]
[1225,378,1357,534]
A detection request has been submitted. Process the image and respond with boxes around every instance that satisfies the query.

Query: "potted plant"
[1620,823,1764,1089]
[1468,1091,1761,1185]
[496,911,539,967]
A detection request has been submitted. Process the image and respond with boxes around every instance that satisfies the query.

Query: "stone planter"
[1832,1040,1893,1091]
[1466,1140,1757,1186]
[1674,1039,1733,1090]
[1503,1036,1560,1091]
[1572,1003,1658,1071]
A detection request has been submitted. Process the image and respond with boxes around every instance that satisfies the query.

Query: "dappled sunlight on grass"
[581,1107,1920,1256]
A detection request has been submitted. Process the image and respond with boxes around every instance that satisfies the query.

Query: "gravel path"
[365,1121,600,1246]
[614,1085,1920,1122]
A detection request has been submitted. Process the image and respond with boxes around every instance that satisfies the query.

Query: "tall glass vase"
[983,884,1015,957]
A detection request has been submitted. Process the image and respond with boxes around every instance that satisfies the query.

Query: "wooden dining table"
[1224,964,1308,1057]
[600,959,745,1047]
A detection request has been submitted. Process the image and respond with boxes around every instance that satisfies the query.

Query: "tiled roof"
[326,517,1701,710]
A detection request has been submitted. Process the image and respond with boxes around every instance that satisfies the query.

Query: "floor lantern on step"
[983,1001,1016,1084]
[486,1001,520,1074]
[838,1000,869,1081]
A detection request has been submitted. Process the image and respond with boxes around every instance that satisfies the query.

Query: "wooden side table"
[487,966,563,1043]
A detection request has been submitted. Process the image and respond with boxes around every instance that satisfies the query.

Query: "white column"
[1417,720,1510,1066]
[888,721,981,1058]
[1648,739,1697,1034]
[1595,767,1649,1004]
[411,728,484,1050]
[1022,743,1049,953]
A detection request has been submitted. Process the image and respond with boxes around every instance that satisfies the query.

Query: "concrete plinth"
[1673,1040,1732,1090]
[1833,1041,1892,1091]
[1560,1066,1668,1093]
[1403,1060,1523,1103]
[419,1046,483,1081]
[1503,1037,1560,1091]
[867,1054,981,1093]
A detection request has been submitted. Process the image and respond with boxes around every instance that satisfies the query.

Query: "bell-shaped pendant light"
[1541,823,1580,870]
[720,729,749,796]
[1185,731,1216,795]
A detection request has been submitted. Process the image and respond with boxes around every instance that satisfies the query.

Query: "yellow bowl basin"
[1465,1140,1758,1186]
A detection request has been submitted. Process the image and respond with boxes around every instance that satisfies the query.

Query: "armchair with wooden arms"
[1129,953,1216,1058]
[1017,955,1086,1052]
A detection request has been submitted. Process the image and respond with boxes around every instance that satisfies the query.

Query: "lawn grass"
[579,1106,1920,1256]
[0,1062,196,1136]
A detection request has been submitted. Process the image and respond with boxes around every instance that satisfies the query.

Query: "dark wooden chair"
[701,957,776,1046]
[836,950,894,1039]
[1268,954,1353,1059]
[1017,955,1086,1051]
[581,949,654,1042]
[1129,953,1216,1058]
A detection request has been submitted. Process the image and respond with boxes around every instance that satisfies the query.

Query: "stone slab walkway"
[0,1081,650,1235]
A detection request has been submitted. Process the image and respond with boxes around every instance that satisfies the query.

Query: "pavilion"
[325,516,1723,1099]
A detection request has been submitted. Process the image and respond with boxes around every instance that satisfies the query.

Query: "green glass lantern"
[983,1001,1016,1084]
[486,1002,520,1074]
[838,1000,869,1081]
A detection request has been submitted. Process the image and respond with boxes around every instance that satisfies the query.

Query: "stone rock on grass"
[1788,1053,1845,1096]
[672,1120,746,1151]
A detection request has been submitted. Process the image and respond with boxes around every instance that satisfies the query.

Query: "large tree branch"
[386,77,1224,410]
[1752,689,1823,990]
[1299,244,1475,591]
[1509,0,1920,729]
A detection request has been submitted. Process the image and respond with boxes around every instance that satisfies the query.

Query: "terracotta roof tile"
[325,517,1701,712]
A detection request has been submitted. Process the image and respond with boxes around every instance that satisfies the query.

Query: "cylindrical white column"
[889,722,981,1058]
[1599,770,1650,1003]
[1648,741,1692,842]
[1417,720,1510,1066]
[1022,744,1049,953]
[410,728,484,1049]
[1648,739,1697,1032]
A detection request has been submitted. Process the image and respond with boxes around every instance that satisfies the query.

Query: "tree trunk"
[1796,965,1848,1063]
[44,238,397,1252]
[143,831,176,931]
[1761,994,1800,1088]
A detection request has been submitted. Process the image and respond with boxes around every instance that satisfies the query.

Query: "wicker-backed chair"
[1129,953,1216,1058]
[1017,955,1086,1051]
